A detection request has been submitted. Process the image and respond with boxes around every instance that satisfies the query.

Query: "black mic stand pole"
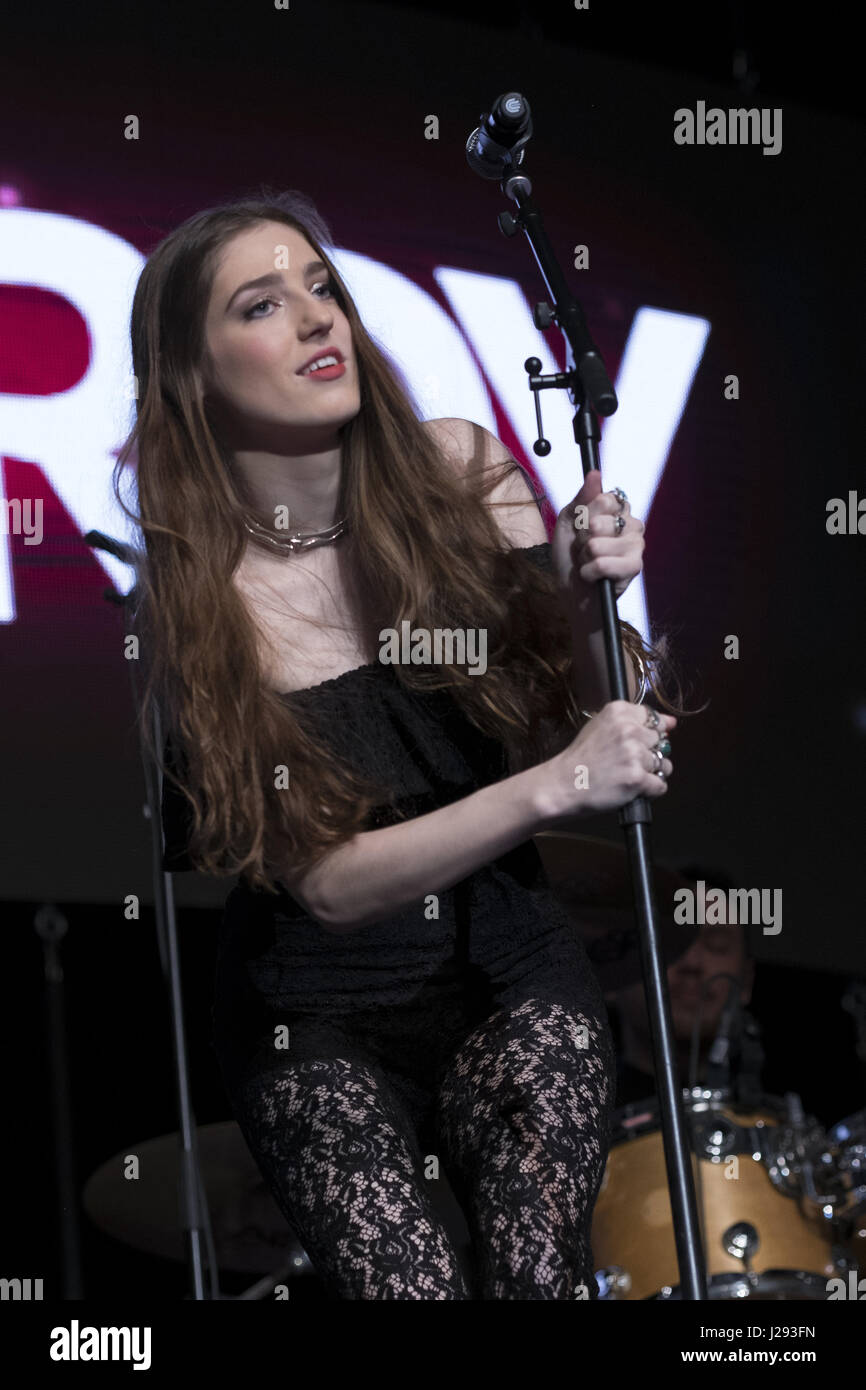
[466,94,707,1300]
[86,530,219,1301]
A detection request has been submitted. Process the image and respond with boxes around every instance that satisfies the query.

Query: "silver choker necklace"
[243,515,349,554]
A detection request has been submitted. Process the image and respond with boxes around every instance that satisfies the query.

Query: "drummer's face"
[666,924,752,1037]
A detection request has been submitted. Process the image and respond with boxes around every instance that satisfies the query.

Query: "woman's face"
[199,219,361,449]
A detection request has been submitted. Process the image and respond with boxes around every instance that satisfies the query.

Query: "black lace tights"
[233,999,613,1300]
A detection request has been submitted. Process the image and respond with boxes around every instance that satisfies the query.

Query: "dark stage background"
[1,0,864,1301]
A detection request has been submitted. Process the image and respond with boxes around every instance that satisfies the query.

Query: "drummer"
[609,864,756,1107]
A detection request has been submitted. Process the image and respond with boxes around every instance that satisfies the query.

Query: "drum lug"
[691,1115,738,1162]
[596,1265,632,1299]
[831,1241,859,1272]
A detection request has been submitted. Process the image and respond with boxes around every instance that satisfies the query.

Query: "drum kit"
[592,1090,866,1300]
[534,832,866,1302]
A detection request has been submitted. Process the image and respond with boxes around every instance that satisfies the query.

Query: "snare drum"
[592,1089,844,1300]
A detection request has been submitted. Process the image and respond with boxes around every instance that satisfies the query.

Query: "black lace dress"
[162,542,616,1300]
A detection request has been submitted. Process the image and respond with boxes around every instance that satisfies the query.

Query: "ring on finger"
[612,486,628,512]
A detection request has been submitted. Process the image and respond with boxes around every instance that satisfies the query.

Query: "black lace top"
[161,542,604,1023]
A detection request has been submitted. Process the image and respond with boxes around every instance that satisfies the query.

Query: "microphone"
[785,1091,821,1205]
[466,91,533,180]
[83,529,143,608]
[83,528,142,568]
[703,974,743,1091]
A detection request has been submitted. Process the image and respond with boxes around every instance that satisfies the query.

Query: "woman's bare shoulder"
[422,417,547,548]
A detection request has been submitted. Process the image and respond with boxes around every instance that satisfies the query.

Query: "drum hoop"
[611,1089,806,1146]
[651,1269,832,1301]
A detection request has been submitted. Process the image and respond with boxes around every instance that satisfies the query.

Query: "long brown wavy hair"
[113,187,693,895]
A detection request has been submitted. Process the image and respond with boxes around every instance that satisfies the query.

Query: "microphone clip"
[524,353,574,457]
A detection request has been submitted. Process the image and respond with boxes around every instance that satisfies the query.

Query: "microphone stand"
[466,94,707,1299]
[735,1008,766,1110]
[86,530,220,1301]
[702,973,742,1093]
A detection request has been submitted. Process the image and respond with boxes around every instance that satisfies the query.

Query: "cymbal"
[82,1122,311,1275]
[84,1121,472,1279]
[532,832,700,993]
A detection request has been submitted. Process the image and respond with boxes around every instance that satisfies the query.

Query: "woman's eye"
[244,297,277,319]
[243,282,333,319]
